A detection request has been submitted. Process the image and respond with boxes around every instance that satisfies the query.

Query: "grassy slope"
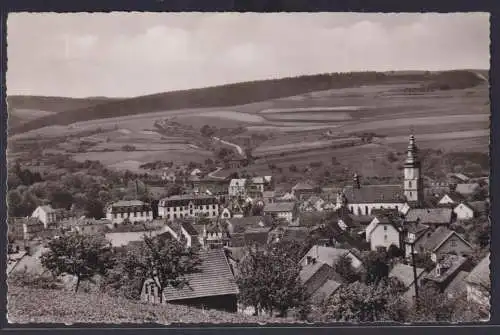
[7,96,122,113]
[10,70,473,135]
[8,285,290,325]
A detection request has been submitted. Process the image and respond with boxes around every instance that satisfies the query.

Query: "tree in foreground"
[322,278,408,322]
[333,254,360,284]
[237,247,309,318]
[122,234,201,304]
[40,232,115,293]
[362,250,390,285]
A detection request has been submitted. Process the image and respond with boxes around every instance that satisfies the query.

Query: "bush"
[8,271,63,290]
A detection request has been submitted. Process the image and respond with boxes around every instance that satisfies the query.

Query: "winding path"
[212,136,246,158]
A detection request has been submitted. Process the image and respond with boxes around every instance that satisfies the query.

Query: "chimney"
[353,173,360,189]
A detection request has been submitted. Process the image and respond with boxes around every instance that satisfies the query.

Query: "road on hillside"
[207,167,226,180]
[212,136,246,158]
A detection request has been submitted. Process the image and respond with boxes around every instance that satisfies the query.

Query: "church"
[337,134,423,216]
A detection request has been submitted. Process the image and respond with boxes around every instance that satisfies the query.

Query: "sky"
[7,12,490,98]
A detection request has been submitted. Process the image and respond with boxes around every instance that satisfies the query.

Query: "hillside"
[8,285,291,325]
[7,95,122,113]
[7,70,448,135]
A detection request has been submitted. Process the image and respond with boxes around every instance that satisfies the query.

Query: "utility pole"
[410,241,420,309]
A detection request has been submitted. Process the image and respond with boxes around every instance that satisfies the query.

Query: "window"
[190,210,193,215]
[212,205,216,209]
[450,239,457,247]
[173,214,177,219]
[395,206,399,212]
[384,234,388,241]
[384,225,388,231]
[145,285,149,295]
[365,206,369,215]
[114,213,117,219]
[409,191,413,197]
[409,181,412,188]
[166,214,170,219]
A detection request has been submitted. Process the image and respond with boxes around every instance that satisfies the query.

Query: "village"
[7,133,490,322]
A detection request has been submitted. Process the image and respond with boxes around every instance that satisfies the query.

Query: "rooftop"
[181,221,199,236]
[405,208,453,225]
[343,184,405,204]
[292,181,316,191]
[444,270,469,297]
[110,200,146,207]
[302,245,357,267]
[310,279,342,304]
[264,202,296,212]
[389,263,425,288]
[425,254,468,283]
[466,253,490,289]
[455,183,480,195]
[162,249,239,302]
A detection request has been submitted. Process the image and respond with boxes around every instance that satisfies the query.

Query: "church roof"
[343,184,405,204]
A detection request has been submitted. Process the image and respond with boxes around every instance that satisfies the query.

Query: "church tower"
[403,133,423,206]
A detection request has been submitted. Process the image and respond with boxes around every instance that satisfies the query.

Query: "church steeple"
[403,133,423,206]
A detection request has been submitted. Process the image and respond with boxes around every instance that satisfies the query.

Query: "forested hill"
[8,70,484,135]
[7,96,122,113]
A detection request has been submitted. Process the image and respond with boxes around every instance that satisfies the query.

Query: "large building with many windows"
[105,200,153,225]
[158,194,220,220]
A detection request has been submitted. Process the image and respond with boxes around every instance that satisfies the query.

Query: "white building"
[31,205,57,228]
[158,194,219,220]
[228,179,247,197]
[365,215,403,251]
[453,202,475,220]
[263,202,297,224]
[105,200,153,225]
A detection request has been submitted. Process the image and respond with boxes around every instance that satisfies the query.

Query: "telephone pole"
[411,242,419,308]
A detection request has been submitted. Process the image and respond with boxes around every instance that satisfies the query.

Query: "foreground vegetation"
[7,285,290,325]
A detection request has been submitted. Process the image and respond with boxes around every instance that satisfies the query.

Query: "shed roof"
[389,263,425,288]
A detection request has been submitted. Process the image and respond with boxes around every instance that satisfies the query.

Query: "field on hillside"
[8,72,489,175]
[8,285,290,324]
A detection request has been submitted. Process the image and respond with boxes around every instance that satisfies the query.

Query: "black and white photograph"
[6,12,491,324]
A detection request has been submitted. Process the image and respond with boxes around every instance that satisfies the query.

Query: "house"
[403,222,432,259]
[422,254,471,292]
[242,227,271,247]
[455,183,480,196]
[437,193,465,206]
[263,202,298,224]
[269,226,310,244]
[225,216,268,235]
[190,168,202,176]
[246,177,270,198]
[410,226,473,263]
[141,249,239,312]
[201,224,230,250]
[448,173,470,183]
[465,253,490,314]
[453,202,475,220]
[389,263,426,304]
[180,221,200,248]
[307,195,326,212]
[161,170,176,182]
[227,157,246,169]
[228,179,247,198]
[158,194,220,220]
[31,205,73,228]
[365,214,404,251]
[405,208,453,227]
[300,245,363,270]
[106,200,153,225]
[192,178,229,196]
[219,207,233,220]
[262,191,276,204]
[22,218,45,240]
[292,181,317,200]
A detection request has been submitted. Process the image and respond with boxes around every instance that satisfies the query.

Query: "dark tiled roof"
[162,249,239,301]
[420,226,455,251]
[229,233,246,247]
[406,222,430,234]
[466,253,490,289]
[349,214,375,225]
[160,194,218,207]
[343,185,405,204]
[406,208,453,225]
[281,227,310,243]
[244,230,270,246]
[181,221,199,236]
[389,263,425,288]
[264,202,296,212]
[292,182,316,191]
[311,279,342,303]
